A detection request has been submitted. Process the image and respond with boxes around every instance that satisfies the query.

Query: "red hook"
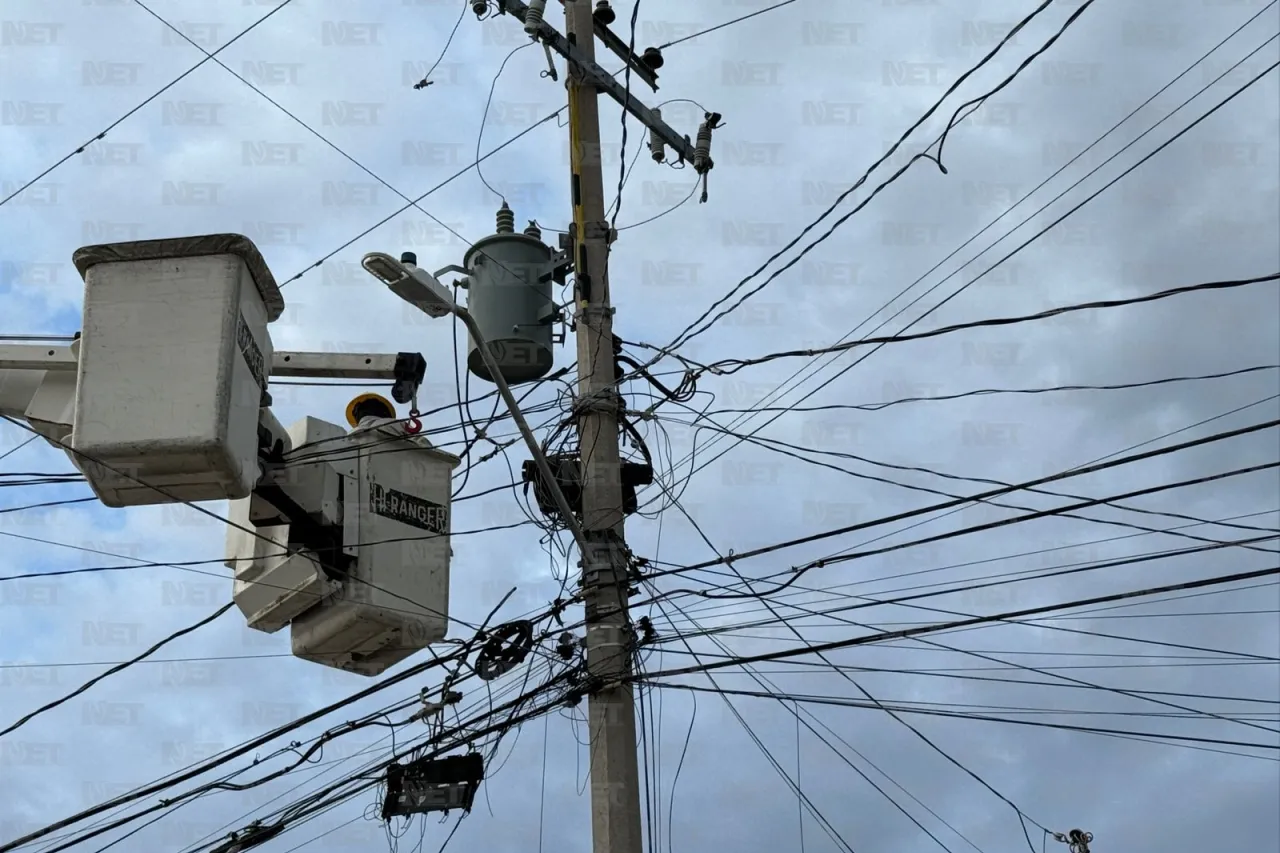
[404,409,422,435]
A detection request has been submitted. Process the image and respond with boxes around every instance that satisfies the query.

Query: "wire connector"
[1052,830,1093,853]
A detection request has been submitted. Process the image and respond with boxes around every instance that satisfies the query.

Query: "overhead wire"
[650,0,1079,357]
[38,647,565,853]
[698,274,1280,376]
[695,365,1280,417]
[410,0,470,90]
[639,17,1280,493]
[643,576,997,852]
[0,603,235,738]
[635,566,1280,683]
[661,508,1279,627]
[644,401,1279,560]
[638,473,985,850]
[643,684,1280,755]
[637,418,1280,586]
[130,0,502,270]
[645,485,1049,852]
[652,0,797,50]
[808,392,1280,591]
[653,547,1280,739]
[0,0,299,210]
[5,0,1275,848]
[652,536,1280,661]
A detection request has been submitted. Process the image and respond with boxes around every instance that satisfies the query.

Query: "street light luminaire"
[361,252,455,319]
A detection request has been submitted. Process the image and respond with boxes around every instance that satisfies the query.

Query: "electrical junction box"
[69,234,284,508]
[290,418,461,676]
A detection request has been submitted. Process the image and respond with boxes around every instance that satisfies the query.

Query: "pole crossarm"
[501,0,707,167]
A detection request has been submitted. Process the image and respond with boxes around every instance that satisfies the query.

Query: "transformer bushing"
[462,204,557,384]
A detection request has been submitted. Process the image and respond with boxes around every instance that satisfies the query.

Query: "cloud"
[1,0,1278,851]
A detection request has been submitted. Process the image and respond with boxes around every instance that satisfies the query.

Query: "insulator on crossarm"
[593,1,616,25]
[524,0,547,37]
[648,108,666,162]
[496,202,515,234]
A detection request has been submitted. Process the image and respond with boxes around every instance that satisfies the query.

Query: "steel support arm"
[0,345,412,381]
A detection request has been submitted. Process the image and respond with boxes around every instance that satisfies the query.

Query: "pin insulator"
[524,0,547,36]
[593,1,615,25]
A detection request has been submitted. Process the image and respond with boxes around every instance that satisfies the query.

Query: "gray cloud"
[1,0,1278,851]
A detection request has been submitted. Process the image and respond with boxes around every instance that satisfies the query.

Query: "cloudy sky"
[2,0,1279,851]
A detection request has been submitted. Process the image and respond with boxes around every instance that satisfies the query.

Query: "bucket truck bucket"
[69,234,283,507]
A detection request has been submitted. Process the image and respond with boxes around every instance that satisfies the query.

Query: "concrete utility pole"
[562,0,644,850]
[475,3,715,850]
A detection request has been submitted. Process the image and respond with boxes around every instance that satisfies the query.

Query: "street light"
[361,251,592,559]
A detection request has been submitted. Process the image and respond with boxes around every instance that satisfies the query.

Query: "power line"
[0,646,468,852]
[0,0,298,210]
[654,0,797,50]
[665,509,1279,624]
[695,365,1280,416]
[131,0,544,296]
[639,419,1279,585]
[653,0,1084,355]
[636,565,1280,682]
[641,684,1280,754]
[0,603,235,738]
[659,415,1280,564]
[698,274,1279,375]
[640,25,1280,494]
[410,0,470,89]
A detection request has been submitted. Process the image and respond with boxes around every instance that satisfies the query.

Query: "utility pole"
[468,4,716,850]
[562,0,644,850]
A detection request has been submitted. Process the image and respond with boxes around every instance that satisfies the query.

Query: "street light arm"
[451,305,592,559]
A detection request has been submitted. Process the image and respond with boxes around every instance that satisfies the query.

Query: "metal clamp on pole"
[582,220,617,245]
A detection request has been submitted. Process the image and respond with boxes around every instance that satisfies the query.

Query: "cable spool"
[648,107,666,162]
[474,621,535,680]
[524,0,547,37]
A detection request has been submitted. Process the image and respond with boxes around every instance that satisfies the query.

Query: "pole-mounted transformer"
[430,203,569,386]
